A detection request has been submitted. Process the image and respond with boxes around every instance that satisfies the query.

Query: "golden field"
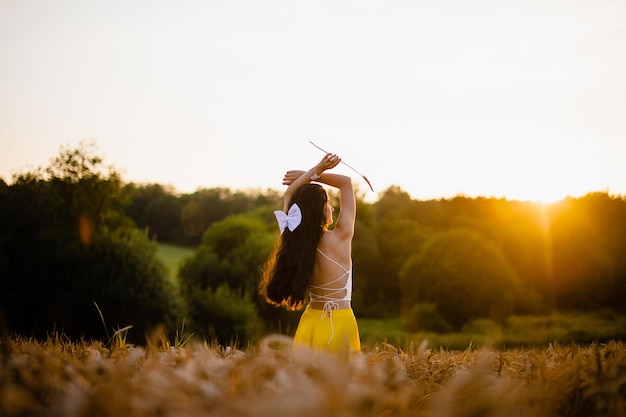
[1,334,625,417]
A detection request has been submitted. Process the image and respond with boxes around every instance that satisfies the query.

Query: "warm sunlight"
[494,131,612,203]
[392,121,616,204]
[2,5,626,417]
[1,0,625,202]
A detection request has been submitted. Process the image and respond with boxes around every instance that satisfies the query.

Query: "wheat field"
[1,334,625,417]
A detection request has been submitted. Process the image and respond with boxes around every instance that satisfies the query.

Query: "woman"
[259,153,360,358]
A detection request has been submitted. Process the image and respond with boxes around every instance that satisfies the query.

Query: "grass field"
[155,243,195,282]
[1,335,625,416]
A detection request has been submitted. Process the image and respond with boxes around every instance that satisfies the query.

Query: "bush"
[185,284,263,344]
[179,214,287,341]
[83,228,186,342]
[404,303,453,333]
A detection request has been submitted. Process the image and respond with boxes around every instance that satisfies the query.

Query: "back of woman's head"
[259,183,329,310]
[290,183,330,235]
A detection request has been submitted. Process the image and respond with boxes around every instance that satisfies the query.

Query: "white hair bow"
[274,203,302,234]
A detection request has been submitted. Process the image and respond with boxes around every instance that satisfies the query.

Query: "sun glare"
[497,174,599,205]
[492,131,609,204]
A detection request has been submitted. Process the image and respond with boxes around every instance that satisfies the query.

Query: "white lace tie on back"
[319,300,339,343]
[308,249,352,344]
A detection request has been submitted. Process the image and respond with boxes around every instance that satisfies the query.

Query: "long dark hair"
[259,183,330,310]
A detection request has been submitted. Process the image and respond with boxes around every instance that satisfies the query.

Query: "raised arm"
[282,159,355,240]
[316,172,355,239]
[282,154,341,212]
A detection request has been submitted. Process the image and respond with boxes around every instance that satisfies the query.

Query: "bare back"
[309,229,353,310]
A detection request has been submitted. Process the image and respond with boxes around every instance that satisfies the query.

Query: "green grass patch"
[358,310,626,351]
[156,243,196,282]
[501,310,626,347]
[358,317,407,347]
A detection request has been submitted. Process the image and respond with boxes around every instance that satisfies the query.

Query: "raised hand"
[282,153,342,186]
[317,153,341,171]
[283,170,305,186]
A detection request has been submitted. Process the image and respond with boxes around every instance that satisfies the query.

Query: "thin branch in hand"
[308,140,374,192]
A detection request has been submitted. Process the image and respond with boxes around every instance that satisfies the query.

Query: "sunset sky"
[1,0,625,202]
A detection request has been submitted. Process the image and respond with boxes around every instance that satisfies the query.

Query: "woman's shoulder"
[328,218,355,242]
[319,231,352,257]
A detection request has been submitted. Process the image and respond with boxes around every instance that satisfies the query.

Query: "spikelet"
[1,336,626,417]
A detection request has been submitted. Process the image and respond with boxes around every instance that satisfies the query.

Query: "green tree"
[351,220,383,316]
[0,141,184,343]
[445,198,550,313]
[124,183,184,243]
[122,185,283,247]
[400,229,521,330]
[353,186,424,317]
[548,202,615,310]
[574,192,626,311]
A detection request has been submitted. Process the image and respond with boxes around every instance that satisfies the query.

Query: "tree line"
[1,142,625,344]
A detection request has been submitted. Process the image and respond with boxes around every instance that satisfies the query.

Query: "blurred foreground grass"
[1,334,625,417]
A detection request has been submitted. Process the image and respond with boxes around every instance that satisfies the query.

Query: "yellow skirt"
[293,305,361,358]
